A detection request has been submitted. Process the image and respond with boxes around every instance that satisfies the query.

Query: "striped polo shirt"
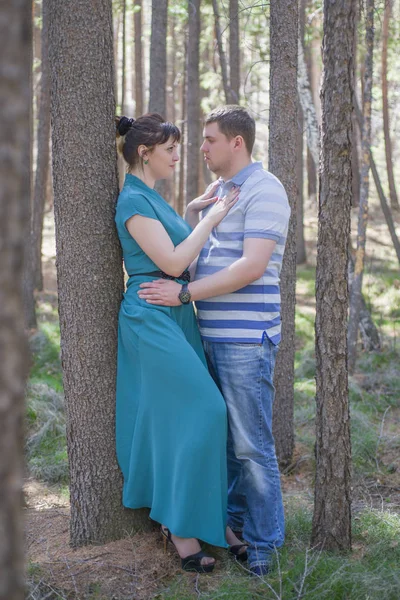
[194,161,290,344]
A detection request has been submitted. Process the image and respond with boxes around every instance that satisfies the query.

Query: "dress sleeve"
[115,192,159,235]
[244,179,290,243]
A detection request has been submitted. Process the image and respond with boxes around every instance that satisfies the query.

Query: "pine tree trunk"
[121,0,127,114]
[351,1,360,207]
[311,0,354,552]
[212,0,233,104]
[48,0,148,546]
[149,0,168,115]
[382,0,399,211]
[296,0,307,265]
[229,0,240,103]
[269,0,298,468]
[297,99,307,264]
[0,1,31,597]
[185,0,201,206]
[348,0,374,374]
[32,0,51,292]
[133,0,144,115]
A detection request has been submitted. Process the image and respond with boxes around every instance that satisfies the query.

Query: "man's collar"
[221,161,263,187]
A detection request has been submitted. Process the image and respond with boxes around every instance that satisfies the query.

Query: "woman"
[115,114,243,573]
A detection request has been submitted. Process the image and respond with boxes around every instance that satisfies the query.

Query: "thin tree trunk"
[212,0,233,104]
[382,0,399,211]
[353,98,400,265]
[121,0,127,114]
[32,0,51,292]
[0,1,31,597]
[297,38,319,169]
[48,0,147,546]
[229,0,240,103]
[348,0,374,374]
[269,0,298,468]
[185,0,201,206]
[351,1,360,207]
[311,0,354,552]
[296,0,307,264]
[149,0,168,114]
[133,0,144,115]
[297,99,306,264]
[348,251,381,351]
[177,39,187,217]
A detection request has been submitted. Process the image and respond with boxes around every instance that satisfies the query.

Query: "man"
[138,105,290,576]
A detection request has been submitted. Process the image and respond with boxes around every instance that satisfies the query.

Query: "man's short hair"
[204,105,256,155]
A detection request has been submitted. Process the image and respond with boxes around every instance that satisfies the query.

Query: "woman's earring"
[144,159,149,165]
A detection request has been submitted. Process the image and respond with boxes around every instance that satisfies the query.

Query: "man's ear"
[233,135,244,150]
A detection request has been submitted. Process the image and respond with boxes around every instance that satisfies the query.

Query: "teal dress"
[115,174,228,547]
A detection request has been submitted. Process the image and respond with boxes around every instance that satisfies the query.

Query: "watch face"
[179,290,191,304]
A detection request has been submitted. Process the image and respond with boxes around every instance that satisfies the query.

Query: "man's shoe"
[250,564,270,577]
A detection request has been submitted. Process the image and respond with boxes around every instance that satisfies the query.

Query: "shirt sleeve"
[244,178,290,243]
[115,191,158,235]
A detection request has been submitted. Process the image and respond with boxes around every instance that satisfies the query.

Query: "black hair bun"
[118,116,135,136]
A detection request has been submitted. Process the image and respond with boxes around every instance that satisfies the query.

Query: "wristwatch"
[178,283,191,305]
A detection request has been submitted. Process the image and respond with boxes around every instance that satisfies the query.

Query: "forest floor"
[25,199,400,600]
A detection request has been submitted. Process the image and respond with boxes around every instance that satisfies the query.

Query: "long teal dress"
[115,174,228,547]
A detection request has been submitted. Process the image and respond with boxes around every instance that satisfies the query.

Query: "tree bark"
[311,0,354,552]
[382,0,399,211]
[32,0,51,292]
[348,0,374,374]
[185,0,201,206]
[48,0,147,546]
[269,0,298,468]
[348,252,381,352]
[297,38,319,169]
[212,0,234,104]
[229,0,240,103]
[121,0,127,114]
[0,1,31,597]
[351,0,360,207]
[133,0,144,115]
[296,0,307,264]
[149,0,168,115]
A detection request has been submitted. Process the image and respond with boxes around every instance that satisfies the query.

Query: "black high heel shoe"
[161,526,216,573]
[228,543,248,562]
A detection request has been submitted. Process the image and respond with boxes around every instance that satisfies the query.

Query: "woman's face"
[147,137,179,181]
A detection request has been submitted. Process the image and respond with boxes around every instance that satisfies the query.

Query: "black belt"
[128,269,191,282]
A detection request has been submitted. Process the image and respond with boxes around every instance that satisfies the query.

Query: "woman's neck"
[128,168,155,189]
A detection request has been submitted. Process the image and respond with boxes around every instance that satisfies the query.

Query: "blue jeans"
[203,338,285,568]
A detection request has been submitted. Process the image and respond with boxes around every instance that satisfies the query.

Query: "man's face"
[200,122,235,178]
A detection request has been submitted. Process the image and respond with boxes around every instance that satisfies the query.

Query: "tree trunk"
[351,0,360,207]
[32,0,51,292]
[212,0,233,104]
[353,98,400,266]
[311,0,354,552]
[133,0,144,115]
[185,0,201,206]
[297,38,319,170]
[348,0,374,374]
[297,99,307,264]
[269,0,298,468]
[149,0,168,199]
[296,0,307,265]
[121,0,127,114]
[348,252,381,352]
[382,0,399,211]
[48,0,147,546]
[0,1,31,598]
[229,0,240,103]
[149,0,168,115]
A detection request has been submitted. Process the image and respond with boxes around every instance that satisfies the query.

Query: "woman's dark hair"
[116,113,181,169]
